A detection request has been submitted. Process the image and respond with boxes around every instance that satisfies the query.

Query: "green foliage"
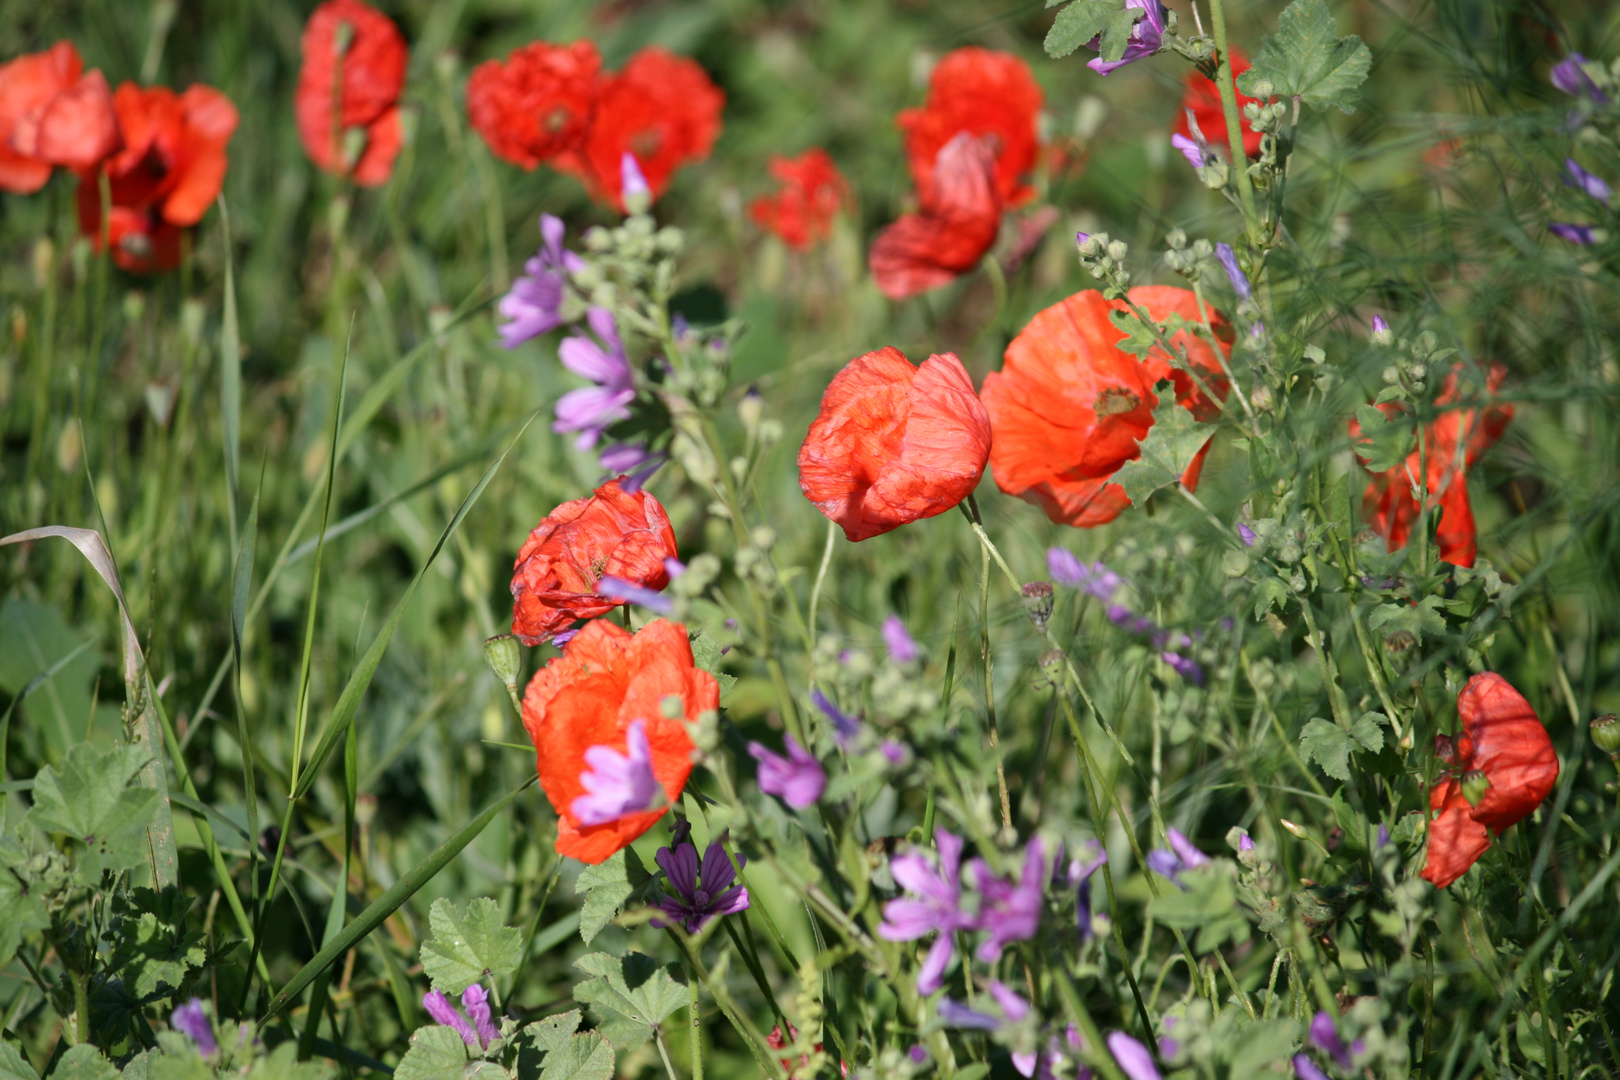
[574,850,650,947]
[50,1047,117,1080]
[1112,386,1216,507]
[570,952,688,1050]
[1146,864,1251,953]
[1044,0,1140,62]
[1299,713,1388,781]
[421,898,524,995]
[104,889,210,1002]
[0,1041,38,1080]
[25,744,160,884]
[1352,404,1411,472]
[1368,595,1447,640]
[395,1026,487,1080]
[1237,0,1372,113]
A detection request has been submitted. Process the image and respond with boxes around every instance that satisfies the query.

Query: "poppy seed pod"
[1591,714,1620,756]
[1020,581,1054,632]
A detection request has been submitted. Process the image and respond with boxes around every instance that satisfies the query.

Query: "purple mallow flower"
[498,214,584,349]
[1564,159,1612,201]
[1087,0,1168,76]
[1048,548,1122,601]
[1551,54,1607,103]
[811,688,862,746]
[971,837,1048,963]
[598,440,664,493]
[1237,522,1257,547]
[1107,1032,1162,1080]
[1237,829,1255,852]
[1293,1054,1331,1080]
[424,987,496,1049]
[621,153,651,203]
[1160,651,1205,686]
[1550,222,1600,245]
[1068,841,1109,941]
[1372,314,1390,336]
[878,829,973,995]
[171,998,217,1056]
[570,719,661,826]
[652,840,750,933]
[1309,1011,1353,1069]
[749,735,826,809]
[555,306,635,450]
[596,575,674,614]
[883,615,920,664]
[1214,242,1252,300]
[938,983,1039,1077]
[1147,828,1209,888]
[1377,823,1390,847]
[463,984,499,1049]
[1170,134,1203,169]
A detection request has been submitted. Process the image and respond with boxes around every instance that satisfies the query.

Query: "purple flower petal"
[1550,222,1600,245]
[1309,1011,1352,1069]
[972,837,1048,963]
[570,719,662,826]
[938,999,1000,1030]
[424,990,478,1047]
[1107,1032,1162,1080]
[171,999,217,1056]
[621,153,650,201]
[1564,158,1612,201]
[1166,828,1210,871]
[883,615,920,664]
[1170,133,1204,169]
[811,688,862,745]
[1214,242,1252,300]
[596,575,674,614]
[463,984,498,1049]
[1086,0,1168,75]
[1237,522,1257,547]
[1551,54,1608,102]
[749,736,827,809]
[1293,1054,1331,1080]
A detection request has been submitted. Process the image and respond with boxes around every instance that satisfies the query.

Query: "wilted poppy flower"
[981,287,1232,527]
[1421,673,1558,888]
[509,477,678,645]
[466,40,600,170]
[521,619,715,863]
[76,82,237,273]
[295,0,407,186]
[798,347,991,542]
[1350,362,1513,568]
[749,147,849,250]
[0,41,122,194]
[1173,50,1263,159]
[898,47,1042,208]
[561,47,723,211]
[869,131,1002,300]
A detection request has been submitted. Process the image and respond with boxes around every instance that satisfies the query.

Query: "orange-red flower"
[295,0,408,186]
[869,132,1001,300]
[798,347,991,542]
[0,41,121,194]
[563,47,723,211]
[1351,362,1513,568]
[749,148,849,250]
[510,477,678,646]
[522,619,715,864]
[466,40,600,171]
[981,287,1231,527]
[1421,673,1558,889]
[76,82,237,273]
[1173,49,1263,160]
[898,47,1043,209]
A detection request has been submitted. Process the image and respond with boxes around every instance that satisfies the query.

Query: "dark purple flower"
[424,990,479,1048]
[1068,841,1109,941]
[1293,1054,1331,1080]
[463,985,499,1049]
[171,998,217,1057]
[1107,1032,1162,1080]
[1550,222,1600,244]
[596,575,675,614]
[1309,1011,1353,1069]
[971,837,1048,963]
[499,215,585,349]
[652,840,750,934]
[1087,0,1168,75]
[811,688,862,746]
[1214,243,1252,300]
[878,829,972,995]
[880,739,912,767]
[555,307,635,450]
[1048,549,1122,601]
[551,627,579,648]
[937,999,1000,1031]
[570,719,661,826]
[883,615,920,664]
[749,735,826,809]
[938,984,1038,1077]
[1551,54,1607,102]
[1564,158,1612,200]
[908,1045,930,1065]
[1160,651,1205,685]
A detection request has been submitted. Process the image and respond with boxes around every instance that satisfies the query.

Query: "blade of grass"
[217,195,242,553]
[234,485,263,932]
[298,711,359,1060]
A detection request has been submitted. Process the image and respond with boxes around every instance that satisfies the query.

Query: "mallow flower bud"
[483,634,524,713]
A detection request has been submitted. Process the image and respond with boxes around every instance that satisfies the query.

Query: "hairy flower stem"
[1205,0,1260,239]
[683,952,704,1080]
[667,928,786,1079]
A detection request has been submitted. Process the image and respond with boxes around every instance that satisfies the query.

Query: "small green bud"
[1107,240,1129,263]
[1591,714,1620,755]
[1166,228,1187,249]
[1249,77,1275,100]
[483,634,524,715]
[1459,769,1492,806]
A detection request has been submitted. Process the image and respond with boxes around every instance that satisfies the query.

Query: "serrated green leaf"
[0,838,48,969]
[1228,1020,1300,1074]
[1350,711,1388,755]
[421,898,524,994]
[394,1027,485,1080]
[571,952,688,1050]
[1108,307,1159,358]
[1367,595,1446,639]
[539,1033,614,1080]
[0,1039,39,1080]
[1237,0,1371,113]
[524,1012,583,1056]
[574,849,649,946]
[48,1046,117,1080]
[27,743,160,883]
[1251,577,1292,620]
[246,1042,337,1080]
[107,888,209,1002]
[687,630,736,699]
[1045,1,1140,61]
[1353,404,1411,473]
[1111,387,1216,507]
[1300,718,1354,781]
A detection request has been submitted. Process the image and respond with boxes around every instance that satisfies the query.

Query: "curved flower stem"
[977,526,1013,832]
[807,518,837,655]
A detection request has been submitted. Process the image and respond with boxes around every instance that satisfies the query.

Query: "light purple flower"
[1551,54,1607,102]
[1550,222,1600,244]
[1237,829,1255,852]
[811,688,862,746]
[1377,823,1390,847]
[937,999,1000,1031]
[938,984,1038,1077]
[570,719,661,826]
[1309,1011,1352,1069]
[1168,828,1209,870]
[1160,651,1205,685]
[1107,1032,1161,1080]
[1372,314,1389,336]
[882,615,920,664]
[1237,522,1257,547]
[1564,159,1612,200]
[596,575,674,615]
[171,999,217,1056]
[598,441,664,493]
[552,627,579,648]
[1214,242,1252,300]
[652,840,750,933]
[1170,133,1203,169]
[463,985,498,1049]
[1048,549,1122,601]
[878,829,972,995]
[1076,230,1091,246]
[555,307,635,450]
[424,989,479,1048]
[1148,828,1209,888]
[1293,1054,1331,1080]
[749,735,826,809]
[971,837,1047,963]
[498,215,585,349]
[664,557,686,578]
[881,739,912,767]
[1087,0,1168,75]
[621,153,651,203]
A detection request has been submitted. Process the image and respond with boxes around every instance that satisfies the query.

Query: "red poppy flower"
[749,147,849,250]
[798,347,991,542]
[510,477,679,645]
[466,40,600,171]
[522,618,715,864]
[898,47,1043,209]
[76,82,237,273]
[295,0,408,186]
[1350,362,1513,568]
[0,41,121,194]
[1173,49,1263,159]
[561,47,723,211]
[1421,673,1558,888]
[981,286,1231,527]
[869,132,1001,300]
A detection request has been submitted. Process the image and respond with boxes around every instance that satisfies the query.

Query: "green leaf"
[394,1026,500,1080]
[1251,576,1292,620]
[571,952,688,1050]
[27,743,160,883]
[1237,0,1372,113]
[1111,387,1216,507]
[1107,307,1160,358]
[1352,405,1411,473]
[1368,595,1447,639]
[1146,865,1250,952]
[575,849,650,947]
[539,1033,614,1080]
[0,832,49,969]
[0,1039,39,1080]
[1299,713,1384,782]
[107,888,209,1002]
[1349,711,1388,756]
[1045,0,1140,61]
[687,629,737,699]
[421,898,524,994]
[245,1042,337,1080]
[1227,1020,1300,1074]
[47,1046,117,1080]
[524,1011,583,1056]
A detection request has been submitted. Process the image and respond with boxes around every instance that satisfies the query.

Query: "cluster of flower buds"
[1074,230,1132,298]
[1377,327,1449,403]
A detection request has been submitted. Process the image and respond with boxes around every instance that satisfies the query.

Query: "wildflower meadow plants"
[2,1,1619,1079]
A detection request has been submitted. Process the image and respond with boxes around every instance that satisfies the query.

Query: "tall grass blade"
[218,195,243,552]
[234,488,262,924]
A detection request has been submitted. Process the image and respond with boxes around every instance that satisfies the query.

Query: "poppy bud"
[1021,581,1054,632]
[1592,713,1620,755]
[1459,769,1491,806]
